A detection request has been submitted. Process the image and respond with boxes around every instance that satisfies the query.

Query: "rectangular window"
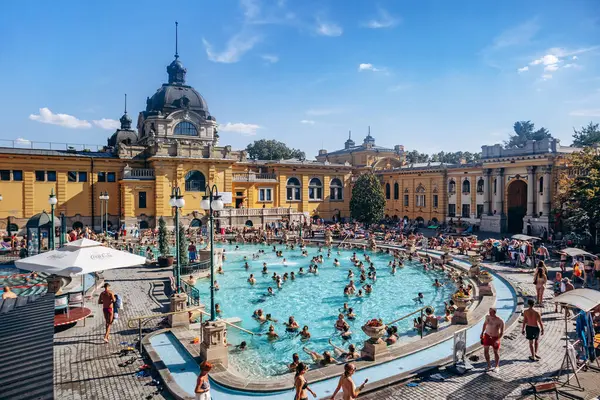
[78,171,88,182]
[107,172,116,182]
[68,171,77,182]
[416,194,426,207]
[403,194,409,207]
[287,188,301,201]
[477,204,484,219]
[36,170,45,182]
[12,170,22,181]
[97,172,106,182]
[433,194,439,208]
[0,170,10,181]
[462,204,471,218]
[448,204,456,217]
[47,171,57,182]
[259,188,272,202]
[138,191,147,209]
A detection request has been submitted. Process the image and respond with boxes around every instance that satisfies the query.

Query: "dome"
[146,84,210,116]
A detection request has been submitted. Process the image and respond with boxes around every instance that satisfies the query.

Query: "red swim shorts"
[103,308,114,324]
[482,333,501,349]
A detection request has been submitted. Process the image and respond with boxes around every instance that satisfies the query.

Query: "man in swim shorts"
[522,299,544,361]
[98,282,116,343]
[480,307,504,372]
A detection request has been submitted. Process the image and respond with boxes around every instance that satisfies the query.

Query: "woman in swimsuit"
[330,363,368,400]
[194,361,213,400]
[294,362,316,400]
[335,314,349,331]
[285,316,300,332]
[299,325,311,340]
[533,267,548,305]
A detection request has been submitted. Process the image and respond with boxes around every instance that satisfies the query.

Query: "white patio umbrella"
[15,238,147,277]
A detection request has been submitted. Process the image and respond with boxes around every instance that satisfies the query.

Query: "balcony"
[232,172,277,182]
[123,166,155,180]
[218,207,302,217]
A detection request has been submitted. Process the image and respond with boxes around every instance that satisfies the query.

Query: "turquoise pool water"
[194,244,456,377]
[151,254,517,399]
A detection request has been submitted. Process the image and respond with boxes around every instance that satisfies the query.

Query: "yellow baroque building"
[0,49,578,235]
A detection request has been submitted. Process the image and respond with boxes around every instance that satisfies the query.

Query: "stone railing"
[122,166,155,180]
[232,172,277,182]
[218,207,298,217]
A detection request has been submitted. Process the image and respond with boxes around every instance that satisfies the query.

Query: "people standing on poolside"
[481,307,505,372]
[522,299,544,361]
[533,267,547,305]
[330,363,368,400]
[294,362,317,400]
[98,282,116,343]
[194,361,212,400]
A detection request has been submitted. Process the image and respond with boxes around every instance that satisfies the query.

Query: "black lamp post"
[48,189,58,250]
[169,187,185,292]
[200,184,224,321]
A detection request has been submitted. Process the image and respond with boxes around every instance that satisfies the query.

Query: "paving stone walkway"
[361,259,600,400]
[53,265,171,400]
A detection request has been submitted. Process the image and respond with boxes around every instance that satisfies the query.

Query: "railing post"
[139,319,143,354]
[420,309,424,339]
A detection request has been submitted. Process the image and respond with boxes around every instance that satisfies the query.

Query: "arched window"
[477,178,484,193]
[7,223,19,233]
[385,183,391,200]
[286,177,301,201]
[245,220,254,227]
[309,178,323,200]
[185,170,206,192]
[462,179,471,194]
[190,218,202,228]
[72,221,84,230]
[393,183,399,200]
[330,178,343,200]
[139,221,149,229]
[174,121,198,136]
[449,180,456,193]
[415,184,426,207]
[539,176,544,194]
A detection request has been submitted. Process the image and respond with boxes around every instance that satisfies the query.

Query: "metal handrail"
[195,309,259,336]
[386,305,434,325]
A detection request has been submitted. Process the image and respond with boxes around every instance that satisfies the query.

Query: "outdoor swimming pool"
[194,244,456,377]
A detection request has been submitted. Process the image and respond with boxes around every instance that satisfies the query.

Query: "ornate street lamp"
[48,189,58,249]
[169,187,185,292]
[104,191,110,233]
[99,192,110,234]
[200,184,224,321]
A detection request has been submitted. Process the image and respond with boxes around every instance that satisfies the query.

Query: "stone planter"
[468,265,480,278]
[361,323,387,344]
[158,255,174,268]
[452,295,472,311]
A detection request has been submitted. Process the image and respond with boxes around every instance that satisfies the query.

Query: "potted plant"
[478,270,493,285]
[157,217,174,267]
[361,318,387,344]
[452,291,472,309]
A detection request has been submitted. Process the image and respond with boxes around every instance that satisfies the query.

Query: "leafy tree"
[554,147,600,245]
[246,139,305,160]
[405,150,429,163]
[504,120,551,148]
[178,225,188,266]
[350,172,385,225]
[157,217,170,257]
[572,121,600,147]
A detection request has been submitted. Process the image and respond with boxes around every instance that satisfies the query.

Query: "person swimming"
[303,347,335,366]
[215,303,222,315]
[214,280,220,290]
[253,309,266,322]
[267,287,274,296]
[334,258,340,267]
[248,274,256,285]
[346,307,356,320]
[290,271,296,280]
[299,325,311,340]
[285,316,299,332]
[335,314,349,331]
[244,262,250,269]
[266,325,279,340]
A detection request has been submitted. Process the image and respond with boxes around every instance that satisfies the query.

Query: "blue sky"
[0,0,599,156]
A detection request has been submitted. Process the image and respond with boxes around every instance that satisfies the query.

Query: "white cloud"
[29,107,92,129]
[14,138,31,145]
[203,33,261,63]
[261,54,279,63]
[542,74,553,80]
[92,118,120,130]
[240,0,260,20]
[548,46,600,58]
[573,55,578,60]
[305,108,342,116]
[530,54,559,66]
[569,109,600,117]
[563,63,580,69]
[363,8,399,29]
[358,63,383,72]
[544,64,559,72]
[316,20,342,37]
[517,66,529,73]
[300,120,315,125]
[219,122,261,136]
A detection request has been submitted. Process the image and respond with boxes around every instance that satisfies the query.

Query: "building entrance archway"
[507,180,527,233]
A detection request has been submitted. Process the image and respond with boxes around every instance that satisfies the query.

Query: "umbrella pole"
[556,306,583,390]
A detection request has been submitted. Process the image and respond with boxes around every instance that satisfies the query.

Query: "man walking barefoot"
[481,307,504,372]
[98,283,116,343]
[522,299,544,361]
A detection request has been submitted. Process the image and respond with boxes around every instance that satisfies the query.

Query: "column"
[493,168,504,215]
[526,166,536,216]
[484,169,492,215]
[542,165,552,216]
